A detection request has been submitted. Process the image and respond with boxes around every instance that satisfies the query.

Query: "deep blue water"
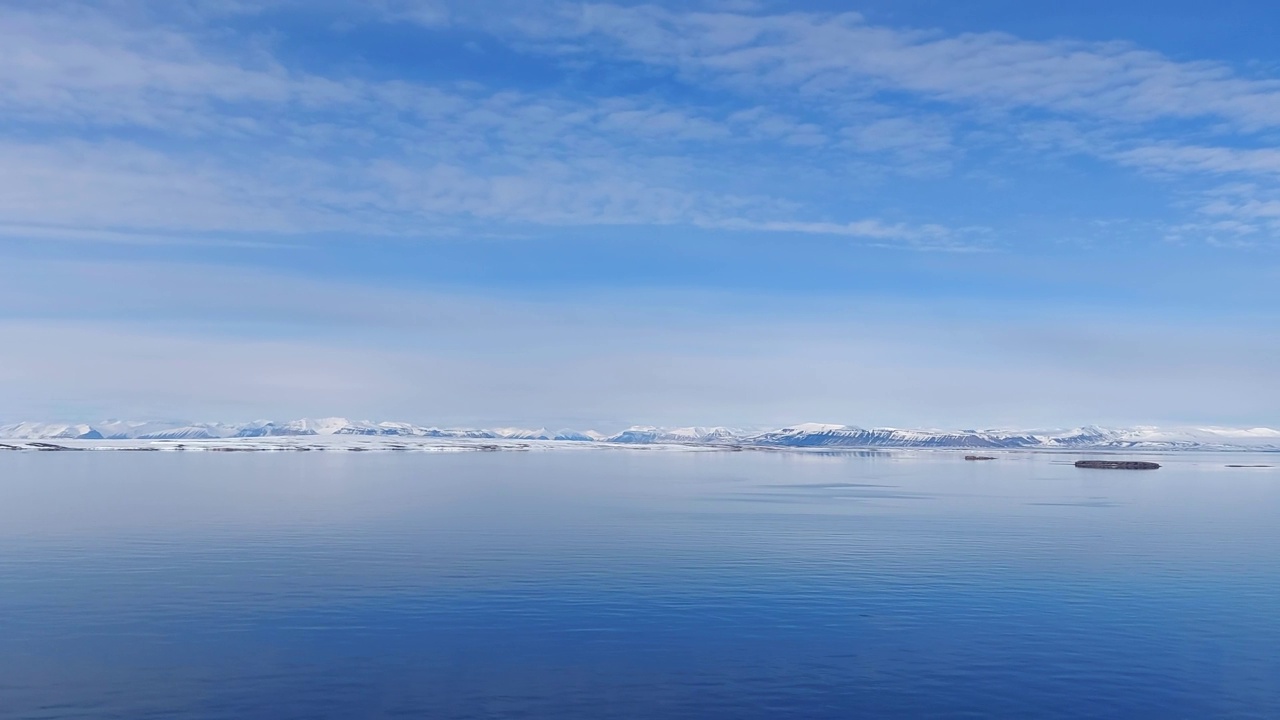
[1,450,1277,719]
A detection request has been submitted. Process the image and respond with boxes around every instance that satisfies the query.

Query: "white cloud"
[6,1,1280,250]
[382,1,1280,248]
[0,1,966,246]
[725,107,828,147]
[843,117,951,155]
[696,217,979,250]
[503,3,1280,131]
[1169,183,1280,243]
[1116,144,1280,177]
[0,140,318,233]
[0,3,353,132]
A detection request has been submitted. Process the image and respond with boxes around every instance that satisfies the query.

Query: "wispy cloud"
[0,223,294,249]
[695,217,981,251]
[1116,145,1280,177]
[443,2,1280,246]
[493,3,1280,130]
[0,1,980,247]
[15,1,1280,248]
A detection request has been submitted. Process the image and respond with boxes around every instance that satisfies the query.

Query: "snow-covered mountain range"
[2,419,1278,451]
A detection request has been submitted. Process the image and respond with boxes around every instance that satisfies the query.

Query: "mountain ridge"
[2,419,1278,451]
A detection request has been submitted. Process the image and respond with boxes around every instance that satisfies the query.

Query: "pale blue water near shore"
[1,451,1277,719]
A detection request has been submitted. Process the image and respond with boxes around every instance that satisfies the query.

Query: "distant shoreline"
[2,438,1277,455]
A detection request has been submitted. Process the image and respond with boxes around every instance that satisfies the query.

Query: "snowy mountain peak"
[0,422,102,440]
[1,418,1278,451]
[285,418,353,435]
[782,422,851,433]
[492,427,553,440]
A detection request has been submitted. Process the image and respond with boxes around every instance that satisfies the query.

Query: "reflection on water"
[1,451,1278,719]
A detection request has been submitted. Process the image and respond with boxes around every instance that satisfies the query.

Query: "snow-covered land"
[1,418,1279,452]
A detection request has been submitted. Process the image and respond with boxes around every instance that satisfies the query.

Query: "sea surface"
[1,450,1277,719]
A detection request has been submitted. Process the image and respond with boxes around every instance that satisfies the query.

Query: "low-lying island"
[1075,460,1161,470]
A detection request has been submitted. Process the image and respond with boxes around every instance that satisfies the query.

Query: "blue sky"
[1,0,1278,429]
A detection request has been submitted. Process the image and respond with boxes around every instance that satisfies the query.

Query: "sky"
[1,0,1279,430]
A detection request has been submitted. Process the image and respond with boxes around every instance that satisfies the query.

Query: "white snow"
[0,422,101,439]
[782,422,850,433]
[2,418,1278,451]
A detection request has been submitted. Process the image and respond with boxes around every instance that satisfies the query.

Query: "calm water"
[1,450,1277,719]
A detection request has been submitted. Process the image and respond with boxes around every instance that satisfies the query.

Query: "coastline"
[2,437,1277,455]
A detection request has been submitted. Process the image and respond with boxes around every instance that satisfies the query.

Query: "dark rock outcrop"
[1074,460,1160,470]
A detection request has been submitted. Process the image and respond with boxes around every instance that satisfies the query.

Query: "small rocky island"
[964,455,997,461]
[1075,460,1161,470]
